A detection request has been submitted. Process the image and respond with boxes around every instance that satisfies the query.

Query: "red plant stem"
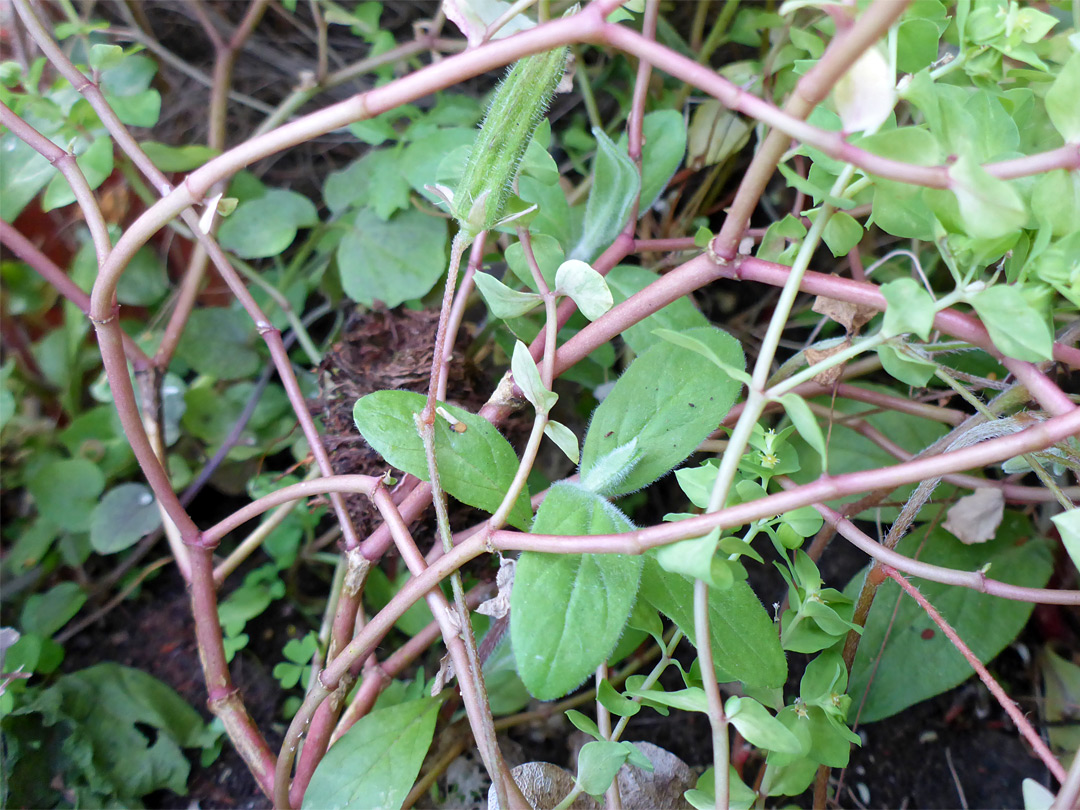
[797,493,1080,605]
[205,409,1080,603]
[1053,747,1080,810]
[806,403,1080,503]
[329,585,492,744]
[12,0,364,553]
[188,547,277,796]
[153,1,268,369]
[552,253,1080,411]
[881,565,1068,784]
[370,489,522,809]
[602,21,1079,197]
[0,221,150,369]
[438,233,488,400]
[495,408,1080,557]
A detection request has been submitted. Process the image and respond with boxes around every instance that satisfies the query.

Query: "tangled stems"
[7,0,1078,804]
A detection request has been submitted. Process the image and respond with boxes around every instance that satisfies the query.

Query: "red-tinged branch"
[882,565,1067,784]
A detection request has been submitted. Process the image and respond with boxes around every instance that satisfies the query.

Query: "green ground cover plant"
[1,1,1079,808]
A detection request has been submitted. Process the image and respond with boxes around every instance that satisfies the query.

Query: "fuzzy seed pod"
[452,46,568,236]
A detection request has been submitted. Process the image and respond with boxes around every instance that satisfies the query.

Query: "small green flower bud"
[452,45,568,237]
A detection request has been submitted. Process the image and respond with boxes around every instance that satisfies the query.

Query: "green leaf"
[21,582,86,637]
[1030,169,1080,239]
[880,277,935,340]
[140,141,219,172]
[544,419,579,465]
[877,342,937,387]
[302,696,441,809]
[41,136,114,212]
[473,271,542,319]
[571,128,640,262]
[175,307,261,380]
[1045,51,1080,141]
[580,327,744,497]
[847,515,1052,722]
[116,245,169,306]
[623,109,687,212]
[511,340,557,414]
[638,557,786,688]
[1051,508,1080,576]
[100,53,156,94]
[655,529,733,590]
[785,388,952,520]
[511,483,642,699]
[859,127,942,240]
[37,664,206,799]
[1,133,55,223]
[555,259,613,321]
[820,211,863,257]
[217,189,318,259]
[624,685,709,713]
[778,393,826,462]
[505,232,563,290]
[725,696,802,754]
[687,100,752,169]
[566,709,604,740]
[576,740,644,796]
[90,483,161,554]
[580,438,641,495]
[28,458,105,532]
[400,127,477,197]
[353,390,532,529]
[606,266,708,355]
[337,207,447,308]
[896,18,940,73]
[948,154,1027,240]
[686,767,757,810]
[105,89,161,127]
[324,149,411,219]
[969,285,1053,361]
[597,679,640,718]
[89,44,125,72]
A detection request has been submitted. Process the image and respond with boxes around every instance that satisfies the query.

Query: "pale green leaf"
[880,277,935,340]
[555,259,613,321]
[473,272,542,319]
[969,285,1053,361]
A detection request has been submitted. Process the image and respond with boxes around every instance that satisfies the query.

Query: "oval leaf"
[511,483,643,700]
[353,390,532,529]
[90,483,162,554]
[638,557,786,688]
[580,327,744,497]
[303,697,441,810]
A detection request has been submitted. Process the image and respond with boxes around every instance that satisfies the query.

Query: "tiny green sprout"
[450,45,568,238]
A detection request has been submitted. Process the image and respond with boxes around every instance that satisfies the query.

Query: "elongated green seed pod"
[452,45,568,236]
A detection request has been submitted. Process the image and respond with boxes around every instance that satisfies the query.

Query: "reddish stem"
[882,565,1067,783]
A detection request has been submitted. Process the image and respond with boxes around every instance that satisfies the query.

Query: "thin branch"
[882,565,1067,783]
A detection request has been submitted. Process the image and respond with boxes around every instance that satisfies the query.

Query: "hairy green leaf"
[580,327,744,496]
[511,483,642,700]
